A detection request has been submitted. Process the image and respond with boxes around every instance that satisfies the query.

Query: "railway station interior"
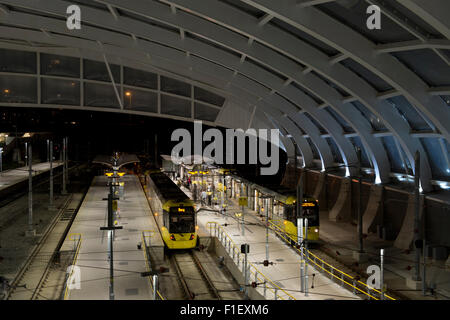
[0,0,449,305]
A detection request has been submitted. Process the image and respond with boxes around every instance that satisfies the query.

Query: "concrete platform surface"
[62,175,160,300]
[0,162,63,192]
[182,186,360,300]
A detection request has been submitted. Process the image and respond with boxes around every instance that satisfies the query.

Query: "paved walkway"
[0,162,63,192]
[63,175,157,300]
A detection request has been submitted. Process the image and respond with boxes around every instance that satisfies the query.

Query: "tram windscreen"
[284,203,319,226]
[169,207,195,233]
[302,207,319,226]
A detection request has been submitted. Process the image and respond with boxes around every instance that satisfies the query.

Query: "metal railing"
[207,222,296,300]
[62,233,82,300]
[141,230,165,300]
[268,220,395,300]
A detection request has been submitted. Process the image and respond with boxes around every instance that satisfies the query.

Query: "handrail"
[207,221,296,300]
[268,220,395,300]
[63,233,82,300]
[141,230,165,300]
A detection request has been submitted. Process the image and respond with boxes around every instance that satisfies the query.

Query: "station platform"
[181,187,360,300]
[184,170,449,300]
[0,162,63,193]
[62,175,162,300]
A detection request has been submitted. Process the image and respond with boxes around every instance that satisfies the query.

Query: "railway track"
[170,250,222,300]
[4,191,84,300]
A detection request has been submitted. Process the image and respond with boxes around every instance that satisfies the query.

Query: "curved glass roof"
[0,0,448,191]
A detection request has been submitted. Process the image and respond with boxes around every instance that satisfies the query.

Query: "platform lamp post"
[154,133,158,169]
[413,151,422,283]
[49,140,55,210]
[24,142,28,167]
[46,139,49,163]
[241,194,245,237]
[356,147,364,254]
[65,137,69,185]
[265,197,269,262]
[0,147,3,175]
[380,249,385,300]
[304,218,309,296]
[26,144,35,237]
[62,137,67,195]
[100,179,122,300]
[221,173,225,212]
[125,91,132,107]
[241,244,250,299]
[297,172,304,292]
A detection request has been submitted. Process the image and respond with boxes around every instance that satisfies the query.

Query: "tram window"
[284,204,319,226]
[163,211,169,227]
[303,207,319,226]
[169,213,195,233]
[283,206,296,223]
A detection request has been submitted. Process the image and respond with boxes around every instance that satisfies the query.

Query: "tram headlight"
[189,234,195,240]
[315,228,319,233]
[170,234,176,241]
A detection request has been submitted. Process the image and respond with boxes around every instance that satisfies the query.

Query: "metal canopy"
[0,0,449,191]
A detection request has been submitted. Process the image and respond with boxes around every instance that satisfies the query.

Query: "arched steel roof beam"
[238,0,450,142]
[89,0,416,184]
[0,25,315,167]
[395,0,450,40]
[0,8,331,170]
[154,0,433,190]
[0,1,433,188]
[91,0,381,177]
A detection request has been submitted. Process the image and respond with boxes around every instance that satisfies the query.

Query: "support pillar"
[26,144,35,237]
[49,140,55,210]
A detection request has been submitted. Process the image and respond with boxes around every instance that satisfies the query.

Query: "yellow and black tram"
[279,194,320,243]
[148,171,199,249]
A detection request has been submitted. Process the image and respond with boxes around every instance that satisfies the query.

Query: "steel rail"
[4,194,73,300]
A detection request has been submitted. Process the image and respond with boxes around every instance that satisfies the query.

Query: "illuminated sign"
[302,202,316,207]
[239,197,248,206]
[178,208,185,212]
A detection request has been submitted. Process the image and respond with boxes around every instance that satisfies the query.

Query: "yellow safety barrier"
[268,220,395,300]
[63,233,82,300]
[207,222,296,300]
[141,231,165,300]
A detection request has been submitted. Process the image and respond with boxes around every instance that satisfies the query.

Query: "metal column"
[65,137,69,185]
[0,147,3,174]
[49,141,54,210]
[297,172,304,292]
[413,151,421,282]
[265,197,269,261]
[46,139,49,162]
[380,249,384,300]
[25,142,28,167]
[298,218,304,293]
[304,218,309,297]
[62,138,67,195]
[357,147,364,253]
[27,144,34,235]
[153,275,159,300]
